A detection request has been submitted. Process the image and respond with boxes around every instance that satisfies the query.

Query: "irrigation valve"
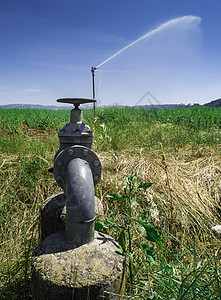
[53,98,101,244]
[56,98,95,151]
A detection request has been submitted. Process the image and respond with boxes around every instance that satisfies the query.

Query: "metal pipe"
[91,67,96,117]
[65,158,95,245]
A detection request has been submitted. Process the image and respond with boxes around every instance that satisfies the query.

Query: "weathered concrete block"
[40,193,104,240]
[32,231,126,300]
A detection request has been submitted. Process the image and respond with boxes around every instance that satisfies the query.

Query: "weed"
[97,174,162,286]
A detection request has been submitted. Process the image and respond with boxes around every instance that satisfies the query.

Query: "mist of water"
[96,15,201,69]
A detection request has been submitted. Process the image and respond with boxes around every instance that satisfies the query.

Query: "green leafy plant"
[96,174,163,284]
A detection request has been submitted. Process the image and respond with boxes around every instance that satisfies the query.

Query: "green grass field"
[0,106,220,299]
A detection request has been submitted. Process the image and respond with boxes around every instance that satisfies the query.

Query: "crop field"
[0,105,220,299]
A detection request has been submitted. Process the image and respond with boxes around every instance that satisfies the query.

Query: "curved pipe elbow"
[65,158,95,245]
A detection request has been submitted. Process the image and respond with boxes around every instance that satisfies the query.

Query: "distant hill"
[204,98,221,107]
[1,100,220,110]
[0,103,201,110]
[132,103,200,109]
[0,104,70,110]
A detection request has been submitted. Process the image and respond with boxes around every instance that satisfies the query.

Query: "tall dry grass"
[98,147,221,230]
[96,146,221,298]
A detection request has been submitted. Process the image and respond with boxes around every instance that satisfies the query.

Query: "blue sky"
[0,0,221,107]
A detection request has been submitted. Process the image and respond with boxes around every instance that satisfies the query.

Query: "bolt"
[57,160,63,167]
[83,149,89,156]
[94,175,99,182]
[94,160,99,167]
[68,149,74,156]
[56,176,62,181]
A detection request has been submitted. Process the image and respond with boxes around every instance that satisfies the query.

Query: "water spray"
[95,16,201,69]
[91,15,201,107]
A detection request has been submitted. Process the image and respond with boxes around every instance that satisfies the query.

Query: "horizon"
[0,99,216,110]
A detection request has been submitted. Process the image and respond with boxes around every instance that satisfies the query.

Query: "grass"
[97,150,220,298]
[0,106,220,299]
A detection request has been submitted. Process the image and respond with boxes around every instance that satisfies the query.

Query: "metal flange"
[53,145,101,189]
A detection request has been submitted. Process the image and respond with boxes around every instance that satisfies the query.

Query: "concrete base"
[32,231,126,300]
[40,193,104,240]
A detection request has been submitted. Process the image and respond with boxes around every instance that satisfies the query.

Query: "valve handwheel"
[57,98,96,108]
